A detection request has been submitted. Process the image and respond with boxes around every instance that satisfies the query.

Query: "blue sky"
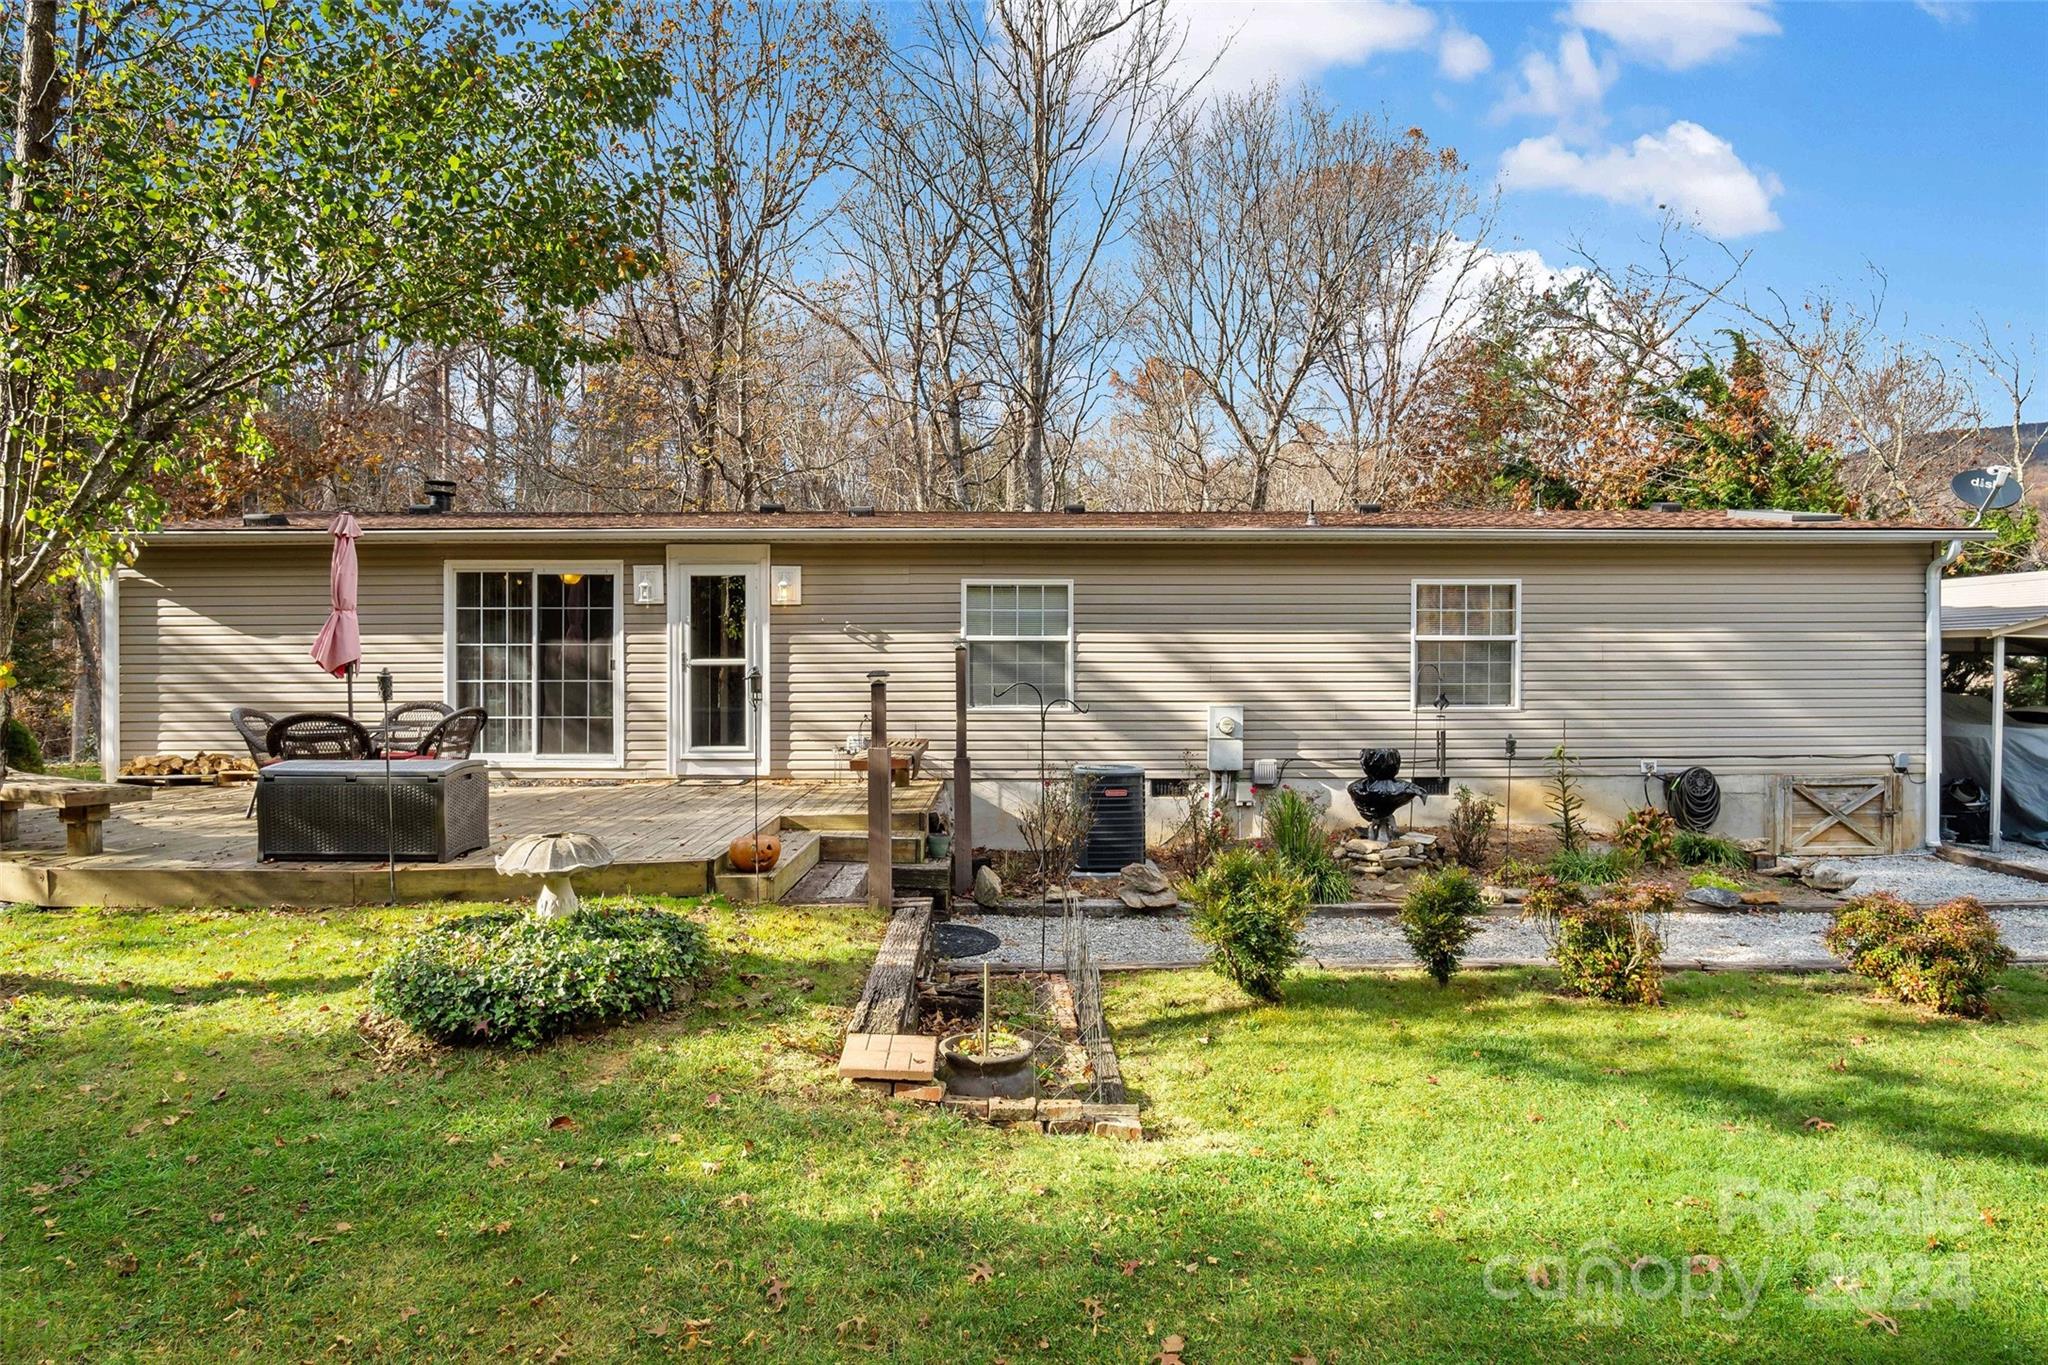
[1170,0,2048,413]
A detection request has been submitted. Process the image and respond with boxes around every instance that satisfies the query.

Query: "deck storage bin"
[257,759,488,862]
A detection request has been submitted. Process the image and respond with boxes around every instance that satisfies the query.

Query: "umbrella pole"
[346,664,356,720]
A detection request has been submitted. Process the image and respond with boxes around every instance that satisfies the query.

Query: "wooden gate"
[1774,775,1902,856]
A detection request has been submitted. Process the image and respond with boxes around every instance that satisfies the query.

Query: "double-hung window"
[962,581,1074,709]
[450,566,620,759]
[1412,581,1519,708]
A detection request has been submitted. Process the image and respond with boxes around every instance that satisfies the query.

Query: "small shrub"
[4,715,44,773]
[1524,879,1667,1005]
[1446,786,1498,870]
[1823,892,2016,1017]
[1494,855,1545,887]
[1547,742,1588,853]
[1546,847,1640,885]
[1263,787,1352,903]
[372,902,711,1048]
[1612,805,1678,866]
[1183,848,1311,1002]
[1166,773,1233,875]
[1399,866,1486,986]
[1520,874,1586,923]
[1019,777,1092,890]
[1673,831,1747,868]
[1689,870,1741,893]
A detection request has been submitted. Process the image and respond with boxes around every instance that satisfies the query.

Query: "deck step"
[790,860,868,903]
[816,830,927,864]
[713,830,821,903]
[782,810,927,836]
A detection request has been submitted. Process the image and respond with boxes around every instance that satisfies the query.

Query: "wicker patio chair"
[390,706,487,760]
[377,701,453,755]
[265,712,374,761]
[229,707,279,817]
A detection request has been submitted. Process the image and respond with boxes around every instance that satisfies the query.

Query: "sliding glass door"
[451,567,619,760]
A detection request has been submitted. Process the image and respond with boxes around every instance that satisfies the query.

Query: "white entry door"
[668,558,766,775]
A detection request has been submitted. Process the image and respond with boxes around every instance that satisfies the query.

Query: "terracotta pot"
[728,833,781,873]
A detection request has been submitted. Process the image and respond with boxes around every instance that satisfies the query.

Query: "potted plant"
[937,964,1037,1098]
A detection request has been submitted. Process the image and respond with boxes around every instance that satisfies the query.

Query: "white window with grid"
[962,580,1074,709]
[1412,580,1520,709]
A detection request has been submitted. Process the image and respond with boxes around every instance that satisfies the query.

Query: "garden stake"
[980,961,989,1060]
[1504,735,1516,853]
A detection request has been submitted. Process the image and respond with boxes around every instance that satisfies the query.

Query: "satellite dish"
[1952,466,2022,512]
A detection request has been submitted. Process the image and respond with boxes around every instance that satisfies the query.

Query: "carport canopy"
[1941,571,2048,851]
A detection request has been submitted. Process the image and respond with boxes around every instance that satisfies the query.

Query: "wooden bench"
[0,773,153,856]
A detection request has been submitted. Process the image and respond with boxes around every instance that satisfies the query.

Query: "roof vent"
[241,511,289,528]
[848,505,876,517]
[1649,500,1683,512]
[1355,502,1383,515]
[1724,508,1845,524]
[1305,499,1318,527]
[1063,502,1086,514]
[758,501,785,514]
[404,477,457,516]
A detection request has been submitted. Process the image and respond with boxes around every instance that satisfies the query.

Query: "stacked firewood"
[119,751,258,779]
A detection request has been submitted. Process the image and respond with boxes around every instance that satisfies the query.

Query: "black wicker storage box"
[257,759,488,862]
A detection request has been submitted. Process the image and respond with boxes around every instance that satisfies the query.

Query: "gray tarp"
[1943,692,2048,846]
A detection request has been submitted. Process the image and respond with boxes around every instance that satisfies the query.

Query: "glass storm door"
[680,570,754,755]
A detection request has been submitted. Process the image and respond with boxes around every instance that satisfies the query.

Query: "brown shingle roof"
[161,507,1969,534]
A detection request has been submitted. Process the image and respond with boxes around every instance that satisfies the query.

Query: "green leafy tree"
[1642,330,1854,513]
[0,0,670,669]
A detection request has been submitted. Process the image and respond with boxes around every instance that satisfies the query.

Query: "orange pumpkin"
[728,833,781,873]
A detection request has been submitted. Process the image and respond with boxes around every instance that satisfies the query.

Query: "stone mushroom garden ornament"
[496,832,615,920]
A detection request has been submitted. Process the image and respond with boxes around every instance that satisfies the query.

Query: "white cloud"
[1492,30,1618,125]
[1565,1,1779,71]
[1437,26,1492,81]
[1499,119,1783,235]
[1170,0,1437,93]
[1913,0,1974,24]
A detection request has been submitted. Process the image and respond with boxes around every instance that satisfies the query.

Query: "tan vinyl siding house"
[108,509,1974,850]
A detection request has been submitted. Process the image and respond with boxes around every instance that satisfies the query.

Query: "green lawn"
[3,899,2045,1363]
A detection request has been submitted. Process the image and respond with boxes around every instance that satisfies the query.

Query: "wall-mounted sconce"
[771,565,802,606]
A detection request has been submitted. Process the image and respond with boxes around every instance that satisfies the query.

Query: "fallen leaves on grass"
[762,1273,789,1312]
[1801,1117,1837,1132]
[1859,1308,1900,1335]
[547,1115,578,1132]
[1156,1333,1188,1365]
[967,1262,994,1285]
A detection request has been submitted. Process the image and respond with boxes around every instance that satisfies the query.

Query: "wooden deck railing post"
[952,639,972,900]
[866,671,893,910]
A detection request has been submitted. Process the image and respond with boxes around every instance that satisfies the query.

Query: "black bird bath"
[1347,747,1426,842]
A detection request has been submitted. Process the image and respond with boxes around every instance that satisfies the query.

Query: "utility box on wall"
[1207,704,1244,774]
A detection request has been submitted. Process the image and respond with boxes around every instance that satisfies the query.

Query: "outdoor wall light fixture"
[771,566,802,606]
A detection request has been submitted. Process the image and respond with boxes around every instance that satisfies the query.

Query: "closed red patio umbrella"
[309,512,363,715]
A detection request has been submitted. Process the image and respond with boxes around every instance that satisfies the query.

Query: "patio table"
[0,772,153,855]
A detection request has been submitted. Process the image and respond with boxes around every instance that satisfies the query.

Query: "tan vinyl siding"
[117,540,674,773]
[119,535,1931,830]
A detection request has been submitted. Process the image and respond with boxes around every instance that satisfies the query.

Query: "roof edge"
[137,523,1992,547]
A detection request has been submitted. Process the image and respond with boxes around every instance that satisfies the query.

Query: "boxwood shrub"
[1823,892,2015,1017]
[1183,848,1310,1002]
[1399,866,1485,987]
[371,901,711,1048]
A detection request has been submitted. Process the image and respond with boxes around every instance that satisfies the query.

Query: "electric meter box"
[1207,704,1244,773]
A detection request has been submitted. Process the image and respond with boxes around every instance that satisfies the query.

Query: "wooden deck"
[0,778,941,908]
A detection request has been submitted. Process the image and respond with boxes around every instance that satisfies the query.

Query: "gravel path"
[1799,851,2048,904]
[948,908,2048,972]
